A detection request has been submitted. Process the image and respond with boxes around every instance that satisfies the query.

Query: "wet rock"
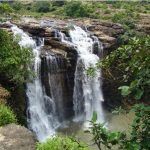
[44,37,77,54]
[14,18,124,52]
[0,124,36,150]
[0,23,12,28]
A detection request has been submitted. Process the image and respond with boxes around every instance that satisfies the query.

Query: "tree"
[0,29,33,84]
[97,36,150,102]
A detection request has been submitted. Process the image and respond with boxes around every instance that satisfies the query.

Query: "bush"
[11,2,23,11]
[89,104,150,150]
[64,1,91,17]
[97,36,150,102]
[36,136,89,150]
[0,3,13,14]
[0,104,17,126]
[112,11,137,29]
[33,1,54,13]
[0,29,33,83]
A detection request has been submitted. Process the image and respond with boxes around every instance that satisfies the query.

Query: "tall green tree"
[0,29,33,84]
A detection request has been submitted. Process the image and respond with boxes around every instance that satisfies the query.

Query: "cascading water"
[10,22,105,141]
[11,25,59,142]
[56,25,105,127]
[68,26,105,127]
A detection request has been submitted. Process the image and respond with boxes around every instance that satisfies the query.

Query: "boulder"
[0,124,36,150]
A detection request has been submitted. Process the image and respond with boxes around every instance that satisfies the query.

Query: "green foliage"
[63,1,92,17]
[0,3,13,14]
[118,86,131,96]
[36,136,89,150]
[112,11,138,30]
[111,1,149,13]
[130,104,150,150]
[98,36,150,101]
[0,29,33,83]
[89,104,150,150]
[112,106,127,115]
[11,1,23,11]
[0,104,17,126]
[33,1,54,13]
[88,112,126,150]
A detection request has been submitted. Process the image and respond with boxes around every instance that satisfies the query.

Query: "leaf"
[134,89,144,100]
[145,79,150,85]
[130,80,139,89]
[118,86,131,96]
[92,111,97,122]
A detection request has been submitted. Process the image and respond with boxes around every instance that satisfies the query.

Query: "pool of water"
[57,110,134,150]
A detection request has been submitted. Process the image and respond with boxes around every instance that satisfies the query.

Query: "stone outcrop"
[0,124,36,150]
[14,18,124,54]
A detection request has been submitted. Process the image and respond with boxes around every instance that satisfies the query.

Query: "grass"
[0,104,17,126]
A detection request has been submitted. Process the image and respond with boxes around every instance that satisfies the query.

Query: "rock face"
[1,18,125,114]
[0,124,36,150]
[14,18,124,53]
[1,18,124,114]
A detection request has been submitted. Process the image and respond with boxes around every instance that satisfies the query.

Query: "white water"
[69,26,105,127]
[11,25,59,142]
[10,24,105,141]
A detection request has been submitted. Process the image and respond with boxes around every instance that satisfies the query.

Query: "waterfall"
[11,25,60,142]
[10,23,105,141]
[69,26,105,127]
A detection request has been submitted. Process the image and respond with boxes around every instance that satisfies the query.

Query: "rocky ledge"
[0,124,36,150]
[13,17,124,54]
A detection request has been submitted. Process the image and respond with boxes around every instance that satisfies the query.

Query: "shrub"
[112,11,137,29]
[11,2,23,11]
[33,1,54,13]
[0,104,17,126]
[64,1,91,17]
[36,136,89,150]
[97,36,150,102]
[0,3,13,14]
[89,104,150,150]
[0,29,33,83]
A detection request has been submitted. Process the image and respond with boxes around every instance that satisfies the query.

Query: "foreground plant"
[36,136,89,150]
[96,36,150,102]
[88,104,150,150]
[0,104,17,126]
